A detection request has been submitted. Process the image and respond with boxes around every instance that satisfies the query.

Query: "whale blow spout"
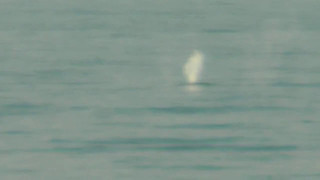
[183,50,204,84]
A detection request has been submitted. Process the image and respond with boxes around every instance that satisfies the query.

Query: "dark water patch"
[2,103,50,109]
[272,66,320,73]
[0,72,35,81]
[202,28,238,34]
[0,102,60,117]
[50,144,214,153]
[50,139,77,144]
[112,107,147,115]
[49,138,296,153]
[13,21,110,31]
[114,156,147,164]
[134,164,227,171]
[0,168,35,173]
[214,1,235,6]
[58,81,103,86]
[52,146,112,154]
[108,105,295,116]
[69,105,91,111]
[177,82,217,87]
[89,137,242,145]
[70,58,105,66]
[34,69,67,78]
[56,9,120,16]
[249,175,287,180]
[131,144,297,152]
[147,105,294,114]
[172,165,226,171]
[156,123,243,129]
[109,32,147,39]
[226,145,298,152]
[50,144,297,153]
[2,143,298,155]
[236,152,293,162]
[70,9,109,15]
[272,82,320,88]
[95,122,146,127]
[148,106,216,114]
[50,137,242,145]
[300,119,317,124]
[2,145,111,154]
[110,86,152,93]
[279,50,317,56]
[111,61,152,67]
[140,144,213,151]
[216,95,247,101]
[0,130,32,135]
[295,173,320,177]
[133,10,202,17]
[0,148,53,154]
[34,69,91,79]
[127,144,298,152]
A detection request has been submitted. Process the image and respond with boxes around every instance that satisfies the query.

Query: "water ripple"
[0,103,60,117]
[48,138,298,153]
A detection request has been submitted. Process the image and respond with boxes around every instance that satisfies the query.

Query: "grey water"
[1,0,320,179]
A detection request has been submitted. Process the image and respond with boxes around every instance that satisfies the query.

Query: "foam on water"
[183,50,204,84]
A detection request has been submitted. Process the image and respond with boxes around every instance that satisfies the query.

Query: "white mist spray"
[183,50,204,84]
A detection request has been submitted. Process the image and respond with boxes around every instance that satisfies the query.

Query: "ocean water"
[1,0,320,179]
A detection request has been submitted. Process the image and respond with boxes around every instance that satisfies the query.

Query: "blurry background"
[0,0,320,179]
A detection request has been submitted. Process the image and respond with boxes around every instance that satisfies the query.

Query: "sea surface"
[1,0,320,179]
